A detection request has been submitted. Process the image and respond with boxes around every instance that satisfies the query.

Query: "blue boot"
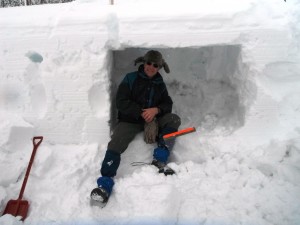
[153,146,170,164]
[152,146,175,175]
[91,176,114,203]
[152,126,178,175]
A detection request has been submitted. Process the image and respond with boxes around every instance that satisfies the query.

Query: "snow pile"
[1,0,300,224]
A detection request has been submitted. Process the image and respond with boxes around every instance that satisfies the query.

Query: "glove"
[144,118,158,144]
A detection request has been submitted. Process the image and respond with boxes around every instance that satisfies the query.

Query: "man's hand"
[141,107,159,123]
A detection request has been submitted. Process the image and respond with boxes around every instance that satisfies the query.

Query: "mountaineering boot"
[91,187,109,204]
[152,146,175,175]
[90,176,114,204]
[151,159,175,175]
[151,159,165,173]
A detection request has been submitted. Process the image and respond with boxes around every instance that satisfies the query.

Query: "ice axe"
[131,127,197,168]
[163,127,196,140]
[2,136,43,221]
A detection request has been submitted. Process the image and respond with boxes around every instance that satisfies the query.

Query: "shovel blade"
[2,199,29,221]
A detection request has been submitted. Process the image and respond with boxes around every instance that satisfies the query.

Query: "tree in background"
[1,0,73,7]
[1,0,25,7]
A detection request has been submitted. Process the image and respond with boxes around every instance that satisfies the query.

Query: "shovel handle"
[33,136,43,148]
[18,136,43,200]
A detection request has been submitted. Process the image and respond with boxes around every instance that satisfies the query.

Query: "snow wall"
[1,0,300,224]
[1,0,299,149]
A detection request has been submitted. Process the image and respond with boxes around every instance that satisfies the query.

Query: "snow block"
[116,183,180,224]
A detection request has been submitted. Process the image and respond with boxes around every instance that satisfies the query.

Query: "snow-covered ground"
[1,0,300,224]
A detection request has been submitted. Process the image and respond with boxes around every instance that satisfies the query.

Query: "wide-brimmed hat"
[134,50,170,73]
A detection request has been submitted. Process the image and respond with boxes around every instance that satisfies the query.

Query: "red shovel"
[2,136,43,221]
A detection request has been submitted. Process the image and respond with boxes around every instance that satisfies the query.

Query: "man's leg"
[101,122,143,177]
[152,113,181,174]
[157,113,181,151]
[92,122,143,203]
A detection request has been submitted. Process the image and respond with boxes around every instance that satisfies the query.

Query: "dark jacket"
[116,65,173,123]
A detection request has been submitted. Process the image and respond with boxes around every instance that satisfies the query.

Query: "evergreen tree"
[1,0,73,7]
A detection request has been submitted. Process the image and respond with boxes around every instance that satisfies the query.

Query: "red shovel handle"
[18,136,43,200]
[33,136,43,148]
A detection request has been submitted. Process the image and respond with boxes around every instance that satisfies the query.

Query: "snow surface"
[1,0,300,224]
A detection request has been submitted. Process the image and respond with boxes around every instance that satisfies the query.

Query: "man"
[91,50,181,204]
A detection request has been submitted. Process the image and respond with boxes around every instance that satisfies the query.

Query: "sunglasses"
[146,61,159,68]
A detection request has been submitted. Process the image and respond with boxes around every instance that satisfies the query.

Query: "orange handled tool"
[163,127,196,140]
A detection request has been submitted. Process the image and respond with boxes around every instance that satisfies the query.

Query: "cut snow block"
[0,113,33,152]
[6,126,34,153]
[30,83,47,119]
[88,82,109,118]
[118,183,180,223]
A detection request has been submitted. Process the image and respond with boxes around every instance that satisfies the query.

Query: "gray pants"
[108,113,181,154]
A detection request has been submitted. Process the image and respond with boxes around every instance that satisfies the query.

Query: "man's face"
[144,61,160,78]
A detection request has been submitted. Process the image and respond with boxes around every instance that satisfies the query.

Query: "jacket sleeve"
[116,74,142,120]
[157,84,173,115]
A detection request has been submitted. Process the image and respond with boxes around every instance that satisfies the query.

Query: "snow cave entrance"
[109,46,251,133]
